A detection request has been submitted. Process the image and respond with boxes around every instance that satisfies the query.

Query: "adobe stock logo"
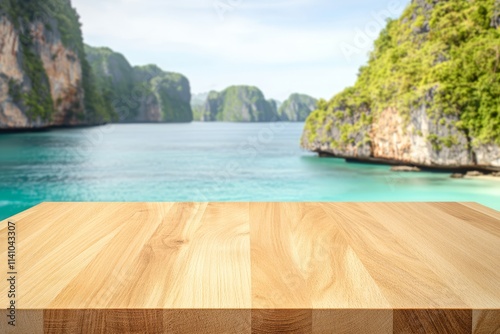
[213,0,244,21]
[339,0,405,62]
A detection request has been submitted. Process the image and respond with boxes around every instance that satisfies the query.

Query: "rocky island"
[0,0,114,129]
[85,46,192,123]
[302,0,500,169]
[200,86,278,122]
[278,93,317,122]
[0,0,193,130]
[193,87,317,123]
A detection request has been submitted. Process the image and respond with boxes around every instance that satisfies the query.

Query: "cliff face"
[302,0,500,168]
[202,86,278,122]
[32,20,85,125]
[133,65,192,123]
[0,0,113,129]
[0,16,28,128]
[279,93,317,122]
[84,45,134,114]
[85,46,193,123]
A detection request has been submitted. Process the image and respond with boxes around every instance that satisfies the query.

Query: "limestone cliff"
[279,93,317,122]
[202,86,278,122]
[85,46,193,123]
[0,0,113,129]
[302,0,500,168]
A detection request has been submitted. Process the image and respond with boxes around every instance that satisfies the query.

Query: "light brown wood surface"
[0,202,499,333]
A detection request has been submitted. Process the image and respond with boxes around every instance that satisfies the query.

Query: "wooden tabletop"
[1,202,499,333]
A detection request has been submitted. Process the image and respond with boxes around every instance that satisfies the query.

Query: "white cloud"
[72,0,400,100]
[75,0,354,64]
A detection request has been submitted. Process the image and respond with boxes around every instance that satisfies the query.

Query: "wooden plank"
[164,309,251,334]
[252,309,312,334]
[312,310,393,334]
[360,202,500,308]
[320,203,467,308]
[461,202,500,221]
[0,202,498,333]
[0,310,43,334]
[393,309,472,334]
[249,202,390,310]
[472,310,500,334]
[432,202,500,238]
[43,309,165,334]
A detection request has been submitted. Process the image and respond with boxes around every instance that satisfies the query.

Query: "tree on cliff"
[302,0,500,167]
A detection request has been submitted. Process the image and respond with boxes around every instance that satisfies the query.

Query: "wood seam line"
[324,203,469,307]
[459,203,500,221]
[386,203,499,305]
[425,203,500,241]
[354,203,472,308]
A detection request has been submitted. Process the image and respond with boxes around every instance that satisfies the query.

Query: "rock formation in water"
[302,0,500,168]
[0,0,193,129]
[201,86,278,122]
[278,93,317,122]
[0,0,114,129]
[85,46,193,123]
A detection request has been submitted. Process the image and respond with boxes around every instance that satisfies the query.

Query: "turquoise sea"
[0,122,499,220]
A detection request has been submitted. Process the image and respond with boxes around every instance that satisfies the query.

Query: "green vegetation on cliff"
[278,94,317,121]
[203,86,278,122]
[85,46,134,104]
[145,67,193,123]
[84,45,135,120]
[85,48,193,123]
[305,0,500,147]
[2,0,53,121]
[1,0,114,123]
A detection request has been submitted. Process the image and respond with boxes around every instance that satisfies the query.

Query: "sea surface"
[0,122,499,220]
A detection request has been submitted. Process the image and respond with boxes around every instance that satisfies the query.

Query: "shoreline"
[315,151,500,174]
[0,121,305,134]
[463,174,500,181]
[0,123,108,134]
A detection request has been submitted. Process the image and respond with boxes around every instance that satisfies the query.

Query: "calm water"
[0,122,499,220]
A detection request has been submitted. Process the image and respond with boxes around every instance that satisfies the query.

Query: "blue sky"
[72,0,407,101]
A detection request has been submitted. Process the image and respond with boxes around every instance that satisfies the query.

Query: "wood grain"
[0,310,43,334]
[0,202,499,333]
[393,309,472,334]
[312,310,393,333]
[473,310,500,334]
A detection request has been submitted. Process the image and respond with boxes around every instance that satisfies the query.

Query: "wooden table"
[0,202,499,333]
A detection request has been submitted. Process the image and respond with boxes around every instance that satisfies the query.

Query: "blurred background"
[0,0,499,219]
